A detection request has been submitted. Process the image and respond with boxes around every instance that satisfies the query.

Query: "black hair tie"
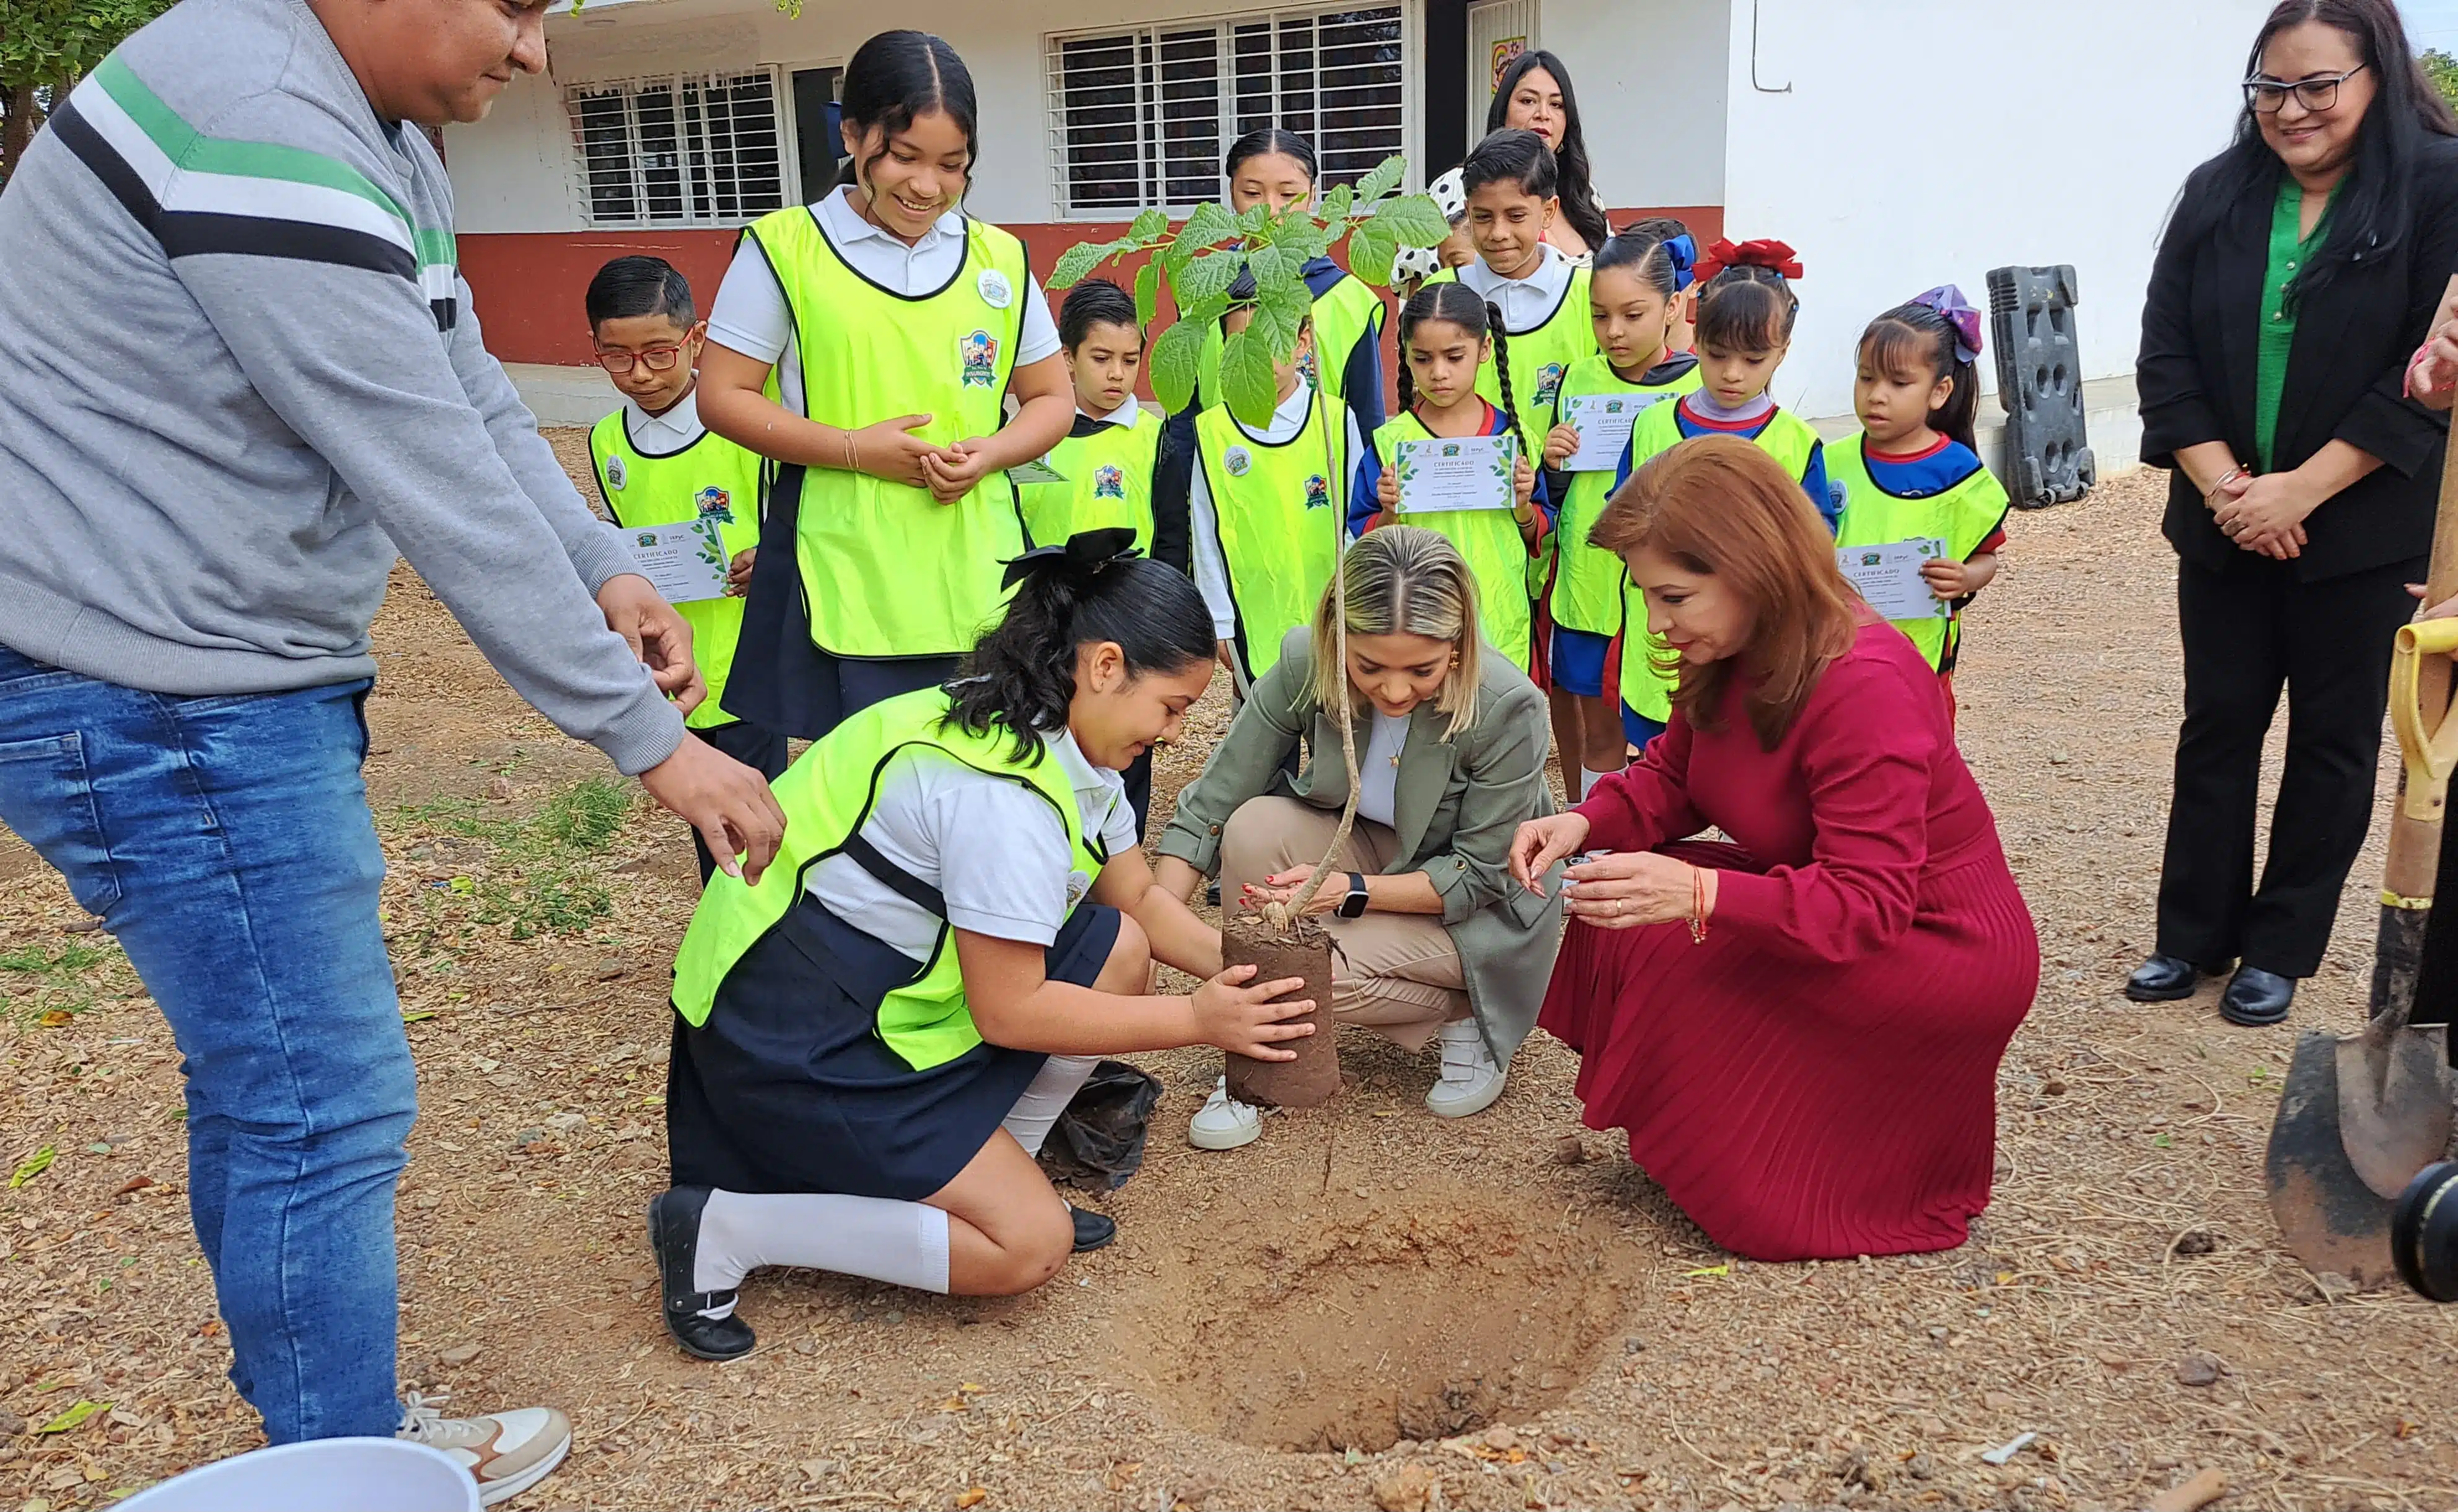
[1001,527,1141,589]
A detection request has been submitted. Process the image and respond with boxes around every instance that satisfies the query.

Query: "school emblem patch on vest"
[1093,463,1126,499]
[961,330,999,389]
[695,486,735,525]
[978,268,1013,309]
[1224,445,1252,477]
[1534,362,1566,408]
[1304,474,1330,510]
[605,455,627,490]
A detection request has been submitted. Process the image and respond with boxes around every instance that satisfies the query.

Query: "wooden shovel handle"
[2382,377,2458,898]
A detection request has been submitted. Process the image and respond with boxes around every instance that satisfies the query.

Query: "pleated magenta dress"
[1540,617,2038,1260]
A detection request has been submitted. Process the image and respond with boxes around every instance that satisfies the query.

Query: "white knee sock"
[1581,766,1615,800]
[1001,1054,1098,1158]
[692,1189,952,1313]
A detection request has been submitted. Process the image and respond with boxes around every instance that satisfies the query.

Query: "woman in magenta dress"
[1510,435,2038,1260]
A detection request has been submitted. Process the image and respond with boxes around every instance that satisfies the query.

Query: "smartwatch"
[1337,871,1371,920]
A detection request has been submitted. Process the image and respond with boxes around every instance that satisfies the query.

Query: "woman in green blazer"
[1154,527,1565,1149]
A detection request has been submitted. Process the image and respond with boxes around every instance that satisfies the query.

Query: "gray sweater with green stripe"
[0,0,684,776]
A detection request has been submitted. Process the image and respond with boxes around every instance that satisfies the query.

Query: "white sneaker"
[1188,1075,1262,1150]
[398,1391,572,1506]
[1424,1020,1507,1119]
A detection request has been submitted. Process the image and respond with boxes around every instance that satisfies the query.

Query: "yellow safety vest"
[1019,413,1164,552]
[1617,402,1823,722]
[1371,409,1532,670]
[1829,434,2011,671]
[669,687,1107,1070]
[744,206,1032,657]
[1195,388,1346,682]
[1547,355,1700,637]
[589,405,766,730]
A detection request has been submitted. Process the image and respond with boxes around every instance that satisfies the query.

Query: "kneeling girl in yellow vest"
[653,531,1316,1360]
[1189,268,1364,689]
[1351,282,1546,671]
[1613,240,1833,753]
[698,31,1076,741]
[584,256,786,882]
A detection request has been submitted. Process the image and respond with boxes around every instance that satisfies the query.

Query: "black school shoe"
[648,1187,755,1361]
[1070,1205,1117,1253]
[2220,966,2296,1027]
[2124,953,2232,1003]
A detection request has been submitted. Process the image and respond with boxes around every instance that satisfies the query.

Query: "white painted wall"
[1537,0,1727,211]
[1720,0,2268,421]
[449,0,1429,233]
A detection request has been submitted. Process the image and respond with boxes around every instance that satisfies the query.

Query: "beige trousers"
[1219,795,1470,1052]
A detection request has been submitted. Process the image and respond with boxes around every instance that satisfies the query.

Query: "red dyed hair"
[1589,434,1858,748]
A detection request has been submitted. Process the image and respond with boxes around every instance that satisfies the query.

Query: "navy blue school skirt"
[665,896,1121,1200]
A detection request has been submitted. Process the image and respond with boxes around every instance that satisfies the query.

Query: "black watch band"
[1338,871,1370,919]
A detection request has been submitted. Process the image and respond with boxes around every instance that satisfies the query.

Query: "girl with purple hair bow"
[1828,285,2014,720]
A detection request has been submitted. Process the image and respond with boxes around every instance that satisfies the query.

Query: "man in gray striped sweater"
[0,1,790,1501]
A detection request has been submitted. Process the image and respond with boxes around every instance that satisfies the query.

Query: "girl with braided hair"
[1351,282,1547,673]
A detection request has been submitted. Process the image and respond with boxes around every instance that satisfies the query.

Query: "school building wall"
[1716,0,2269,423]
[445,0,1731,370]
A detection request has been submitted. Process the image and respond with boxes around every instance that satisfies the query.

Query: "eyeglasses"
[2243,63,2365,115]
[593,344,686,375]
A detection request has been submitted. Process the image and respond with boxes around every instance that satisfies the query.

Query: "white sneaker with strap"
[397,1391,571,1506]
[1424,1019,1507,1118]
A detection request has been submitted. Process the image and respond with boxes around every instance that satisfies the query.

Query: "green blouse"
[2255,176,2330,473]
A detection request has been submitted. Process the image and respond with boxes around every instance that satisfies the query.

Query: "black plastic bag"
[1036,1060,1164,1191]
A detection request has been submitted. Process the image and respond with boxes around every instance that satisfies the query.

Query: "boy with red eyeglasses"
[587,256,784,881]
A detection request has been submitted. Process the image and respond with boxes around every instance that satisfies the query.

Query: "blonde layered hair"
[1307,525,1483,739]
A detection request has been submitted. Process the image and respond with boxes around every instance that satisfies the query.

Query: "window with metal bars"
[566,72,788,226]
[1047,7,1405,219]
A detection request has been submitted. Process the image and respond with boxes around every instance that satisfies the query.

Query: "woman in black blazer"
[2133,0,2458,1026]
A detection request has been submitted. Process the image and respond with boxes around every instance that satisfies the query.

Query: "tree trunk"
[1,86,39,186]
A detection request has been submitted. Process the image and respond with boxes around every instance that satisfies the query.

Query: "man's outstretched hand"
[597,574,706,715]
[639,733,786,883]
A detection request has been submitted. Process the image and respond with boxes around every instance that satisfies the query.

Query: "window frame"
[1044,4,1420,224]
[563,66,791,230]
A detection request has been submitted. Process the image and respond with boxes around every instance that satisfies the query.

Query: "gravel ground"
[6,458,2458,1512]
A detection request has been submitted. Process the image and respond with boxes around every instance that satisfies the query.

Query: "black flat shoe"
[1069,1205,1116,1253]
[648,1187,755,1361]
[2220,966,2295,1027]
[2125,953,2231,1002]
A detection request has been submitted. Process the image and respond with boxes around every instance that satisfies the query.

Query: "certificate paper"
[1006,457,1069,486]
[622,520,731,605]
[1394,434,1518,514]
[1837,538,1950,621]
[1558,392,1656,473]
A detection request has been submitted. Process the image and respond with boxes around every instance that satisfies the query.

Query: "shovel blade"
[2337,1024,2454,1199]
[2267,1029,2398,1289]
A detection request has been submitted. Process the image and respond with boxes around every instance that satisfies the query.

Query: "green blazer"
[1159,625,1566,1060]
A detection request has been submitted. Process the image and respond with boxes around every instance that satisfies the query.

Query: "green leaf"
[1242,243,1289,296]
[1356,155,1406,203]
[1372,193,1452,250]
[1347,221,1399,287]
[1237,203,1271,235]
[1275,212,1332,266]
[1258,277,1313,357]
[402,1010,439,1023]
[11,1145,56,1189]
[1319,183,1356,224]
[1133,261,1160,331]
[1128,207,1169,242]
[1048,241,1104,291]
[1179,292,1233,330]
[1176,250,1243,308]
[1147,321,1209,414]
[37,1399,107,1435]
[1218,330,1281,429]
[1179,201,1240,254]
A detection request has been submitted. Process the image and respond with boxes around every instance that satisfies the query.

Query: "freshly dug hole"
[1118,1186,1644,1453]
[1221,913,1340,1108]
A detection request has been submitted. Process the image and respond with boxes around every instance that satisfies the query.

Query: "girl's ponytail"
[1483,300,1531,466]
[946,529,1214,762]
[1861,286,1985,455]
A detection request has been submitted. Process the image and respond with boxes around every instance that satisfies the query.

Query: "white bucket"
[114,1437,481,1512]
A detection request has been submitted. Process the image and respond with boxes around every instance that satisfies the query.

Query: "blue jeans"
[0,649,413,1441]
